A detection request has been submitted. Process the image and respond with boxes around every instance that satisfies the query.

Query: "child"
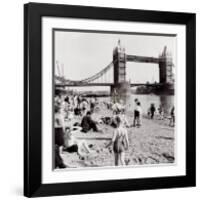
[158,105,164,120]
[106,116,129,166]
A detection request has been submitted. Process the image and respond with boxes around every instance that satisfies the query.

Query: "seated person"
[74,107,81,116]
[81,111,99,133]
[63,127,91,158]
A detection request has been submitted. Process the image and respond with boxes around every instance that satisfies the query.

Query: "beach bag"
[113,133,126,153]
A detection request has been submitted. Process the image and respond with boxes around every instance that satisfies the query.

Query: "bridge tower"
[159,46,174,86]
[111,40,130,101]
[113,39,126,84]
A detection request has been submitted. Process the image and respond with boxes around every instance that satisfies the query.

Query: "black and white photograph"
[22,2,196,197]
[53,29,176,169]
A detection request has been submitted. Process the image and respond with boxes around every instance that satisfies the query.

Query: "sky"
[54,30,176,91]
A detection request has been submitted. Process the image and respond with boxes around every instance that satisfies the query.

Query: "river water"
[101,94,174,115]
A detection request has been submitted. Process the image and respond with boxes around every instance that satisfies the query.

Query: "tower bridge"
[55,40,175,95]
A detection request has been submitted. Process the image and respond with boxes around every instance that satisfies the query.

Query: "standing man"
[54,106,67,168]
[169,106,175,127]
[136,102,142,127]
[133,98,139,127]
[150,103,156,119]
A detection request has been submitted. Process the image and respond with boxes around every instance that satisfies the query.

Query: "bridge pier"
[111,82,131,103]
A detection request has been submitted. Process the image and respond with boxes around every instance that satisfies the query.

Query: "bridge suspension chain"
[55,61,114,85]
[79,61,113,83]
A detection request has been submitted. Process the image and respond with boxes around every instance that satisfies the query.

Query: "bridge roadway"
[55,83,164,87]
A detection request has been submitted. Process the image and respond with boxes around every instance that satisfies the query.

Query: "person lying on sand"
[106,116,129,166]
[63,127,92,159]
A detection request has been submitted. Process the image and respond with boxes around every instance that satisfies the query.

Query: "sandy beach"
[60,101,175,169]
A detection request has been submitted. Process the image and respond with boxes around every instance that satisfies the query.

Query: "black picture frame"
[24,2,196,197]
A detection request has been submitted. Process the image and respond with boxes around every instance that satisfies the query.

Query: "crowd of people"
[54,91,175,169]
[54,93,100,168]
[147,103,175,126]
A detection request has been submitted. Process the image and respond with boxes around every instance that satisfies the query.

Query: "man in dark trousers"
[81,111,99,133]
[133,98,139,127]
[150,103,156,119]
[54,105,67,168]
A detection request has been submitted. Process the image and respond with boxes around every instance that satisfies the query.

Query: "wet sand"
[60,102,175,168]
